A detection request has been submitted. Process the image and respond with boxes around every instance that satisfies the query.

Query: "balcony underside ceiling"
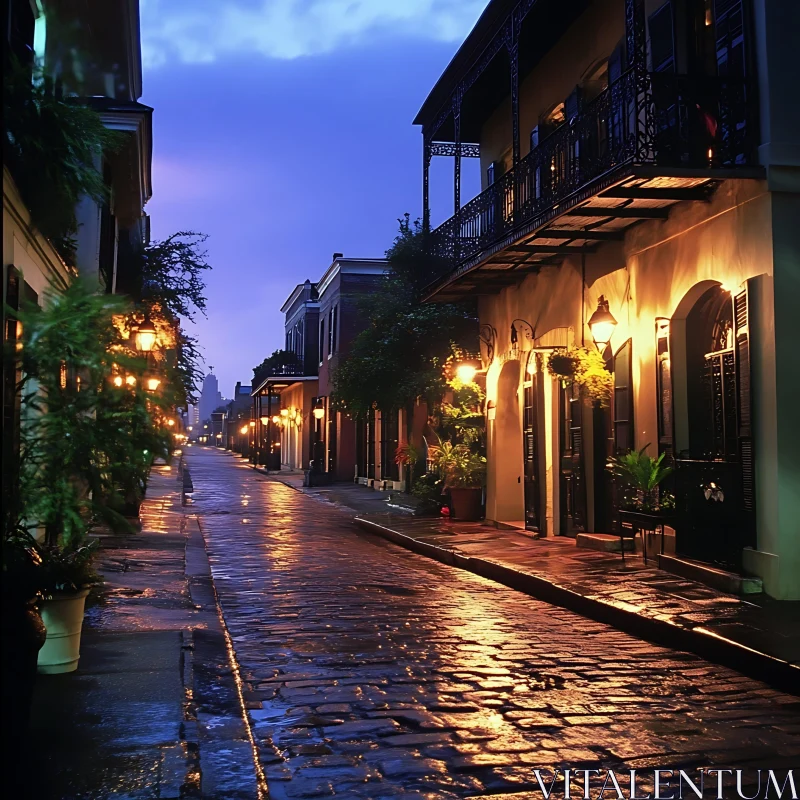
[428,173,724,302]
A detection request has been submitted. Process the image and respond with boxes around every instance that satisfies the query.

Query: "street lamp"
[260,416,269,426]
[455,358,481,384]
[588,295,618,353]
[312,401,325,421]
[146,376,161,392]
[134,317,157,353]
[240,425,249,435]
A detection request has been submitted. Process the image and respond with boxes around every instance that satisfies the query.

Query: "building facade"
[416,0,799,598]
[3,0,153,509]
[316,257,387,481]
[251,280,320,470]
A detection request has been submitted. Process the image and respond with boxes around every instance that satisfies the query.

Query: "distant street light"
[135,317,157,352]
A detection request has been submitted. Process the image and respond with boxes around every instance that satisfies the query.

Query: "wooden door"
[559,382,586,535]
[522,358,541,532]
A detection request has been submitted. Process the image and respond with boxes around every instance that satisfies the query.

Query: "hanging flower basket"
[547,346,612,407]
[547,352,579,379]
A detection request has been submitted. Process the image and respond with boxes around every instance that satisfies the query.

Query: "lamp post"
[311,398,325,474]
[588,295,618,359]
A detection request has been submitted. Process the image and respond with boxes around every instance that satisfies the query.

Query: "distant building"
[198,371,223,424]
[251,280,320,470]
[315,256,387,481]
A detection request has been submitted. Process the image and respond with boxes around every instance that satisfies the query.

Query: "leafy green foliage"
[607,445,674,512]
[547,345,612,407]
[140,232,210,323]
[37,539,100,596]
[331,215,476,416]
[430,442,487,489]
[119,231,212,405]
[411,471,446,516]
[9,279,169,551]
[3,58,122,263]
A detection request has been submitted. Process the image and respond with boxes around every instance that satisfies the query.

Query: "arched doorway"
[670,283,755,570]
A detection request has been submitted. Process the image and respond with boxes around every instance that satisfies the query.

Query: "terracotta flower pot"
[449,487,483,521]
[37,588,90,674]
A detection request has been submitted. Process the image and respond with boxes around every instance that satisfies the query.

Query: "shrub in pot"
[431,442,486,521]
[606,445,673,513]
[35,540,100,674]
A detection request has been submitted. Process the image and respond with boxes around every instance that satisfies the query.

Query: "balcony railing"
[430,69,755,273]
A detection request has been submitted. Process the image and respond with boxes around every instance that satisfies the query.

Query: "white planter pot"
[37,589,90,674]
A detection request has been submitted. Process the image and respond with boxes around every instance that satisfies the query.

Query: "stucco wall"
[478,178,797,597]
[3,167,72,304]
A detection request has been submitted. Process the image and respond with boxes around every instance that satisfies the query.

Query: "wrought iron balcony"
[429,69,756,277]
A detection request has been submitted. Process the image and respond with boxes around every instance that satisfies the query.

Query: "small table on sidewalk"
[618,509,672,565]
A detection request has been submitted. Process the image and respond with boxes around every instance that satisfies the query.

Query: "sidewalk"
[26,462,263,800]
[256,462,800,693]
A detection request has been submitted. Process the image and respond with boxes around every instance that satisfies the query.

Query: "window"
[318,317,325,364]
[648,1,675,73]
[328,304,338,357]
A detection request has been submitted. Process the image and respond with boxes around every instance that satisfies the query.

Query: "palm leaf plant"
[606,445,674,512]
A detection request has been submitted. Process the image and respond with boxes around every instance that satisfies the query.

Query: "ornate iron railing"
[430,69,756,273]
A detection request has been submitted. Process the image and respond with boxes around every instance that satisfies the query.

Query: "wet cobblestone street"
[188,448,800,799]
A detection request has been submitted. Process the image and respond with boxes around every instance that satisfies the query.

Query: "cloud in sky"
[141,0,486,67]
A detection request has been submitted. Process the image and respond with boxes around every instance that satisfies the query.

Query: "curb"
[355,516,800,696]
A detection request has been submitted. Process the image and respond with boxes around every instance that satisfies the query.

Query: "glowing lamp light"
[289,407,298,420]
[113,375,124,387]
[527,355,538,376]
[240,425,249,435]
[125,375,136,386]
[271,415,280,424]
[312,402,325,421]
[456,363,478,383]
[188,426,193,431]
[146,377,161,392]
[135,317,157,352]
[167,419,175,427]
[260,416,269,426]
[280,408,289,418]
[588,295,618,352]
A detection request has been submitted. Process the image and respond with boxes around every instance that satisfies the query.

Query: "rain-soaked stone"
[186,449,800,797]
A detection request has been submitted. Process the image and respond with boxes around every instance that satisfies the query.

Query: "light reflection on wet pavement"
[190,448,800,799]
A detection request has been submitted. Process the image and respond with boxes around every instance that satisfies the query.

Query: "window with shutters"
[613,339,634,454]
[328,304,338,357]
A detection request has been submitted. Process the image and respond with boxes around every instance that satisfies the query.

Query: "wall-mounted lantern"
[312,400,325,421]
[588,295,617,353]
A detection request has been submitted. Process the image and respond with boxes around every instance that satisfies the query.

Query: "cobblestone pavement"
[187,447,800,800]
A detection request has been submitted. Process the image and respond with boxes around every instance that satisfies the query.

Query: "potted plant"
[34,540,100,673]
[431,441,486,521]
[607,445,674,558]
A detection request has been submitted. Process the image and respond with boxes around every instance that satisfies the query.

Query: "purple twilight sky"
[139,0,487,398]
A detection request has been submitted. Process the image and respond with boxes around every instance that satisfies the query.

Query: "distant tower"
[198,370,222,423]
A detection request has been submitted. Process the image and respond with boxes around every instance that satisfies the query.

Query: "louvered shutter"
[613,339,634,454]
[734,286,755,514]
